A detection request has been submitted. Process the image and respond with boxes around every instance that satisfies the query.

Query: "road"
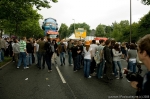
[0,55,147,99]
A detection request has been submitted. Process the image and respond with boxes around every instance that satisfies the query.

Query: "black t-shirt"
[141,71,150,97]
[71,45,79,58]
[77,45,83,55]
[26,43,33,53]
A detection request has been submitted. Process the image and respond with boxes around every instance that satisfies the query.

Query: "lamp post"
[130,0,132,43]
[72,19,75,34]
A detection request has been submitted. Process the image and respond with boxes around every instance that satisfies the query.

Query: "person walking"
[44,38,54,72]
[127,43,137,73]
[37,38,46,69]
[26,39,33,66]
[58,40,67,66]
[71,41,80,72]
[12,39,20,63]
[130,34,150,96]
[17,37,29,69]
[90,40,98,76]
[83,41,93,78]
[97,40,105,79]
[0,36,6,61]
[112,43,123,79]
[67,40,73,66]
[103,39,113,80]
[51,40,58,65]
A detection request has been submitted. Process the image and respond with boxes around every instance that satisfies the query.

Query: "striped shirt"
[19,40,26,52]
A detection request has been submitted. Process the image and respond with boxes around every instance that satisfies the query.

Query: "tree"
[137,11,150,39]
[105,25,113,38]
[0,0,58,37]
[141,0,150,5]
[68,22,90,37]
[95,24,106,37]
[59,23,68,39]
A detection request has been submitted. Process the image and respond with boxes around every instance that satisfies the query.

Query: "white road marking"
[56,66,66,83]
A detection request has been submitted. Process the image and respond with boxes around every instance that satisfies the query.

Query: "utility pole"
[72,19,75,34]
[130,0,132,43]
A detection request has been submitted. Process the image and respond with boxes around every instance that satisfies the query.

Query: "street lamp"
[130,0,132,43]
[72,19,75,34]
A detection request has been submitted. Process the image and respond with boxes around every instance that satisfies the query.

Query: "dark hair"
[130,43,136,50]
[13,38,17,43]
[137,34,150,57]
[41,37,44,41]
[92,40,96,44]
[105,39,111,46]
[47,38,51,42]
[99,40,105,44]
[114,43,120,51]
[111,40,116,47]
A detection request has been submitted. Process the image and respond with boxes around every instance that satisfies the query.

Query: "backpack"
[61,44,65,52]
[94,45,104,64]
[46,42,54,54]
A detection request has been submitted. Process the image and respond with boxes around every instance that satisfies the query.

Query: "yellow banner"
[75,30,86,38]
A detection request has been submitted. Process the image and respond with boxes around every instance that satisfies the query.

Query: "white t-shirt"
[90,44,98,57]
[84,47,92,59]
[34,43,39,52]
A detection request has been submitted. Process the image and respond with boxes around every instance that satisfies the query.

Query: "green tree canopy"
[59,23,68,39]
[95,24,106,37]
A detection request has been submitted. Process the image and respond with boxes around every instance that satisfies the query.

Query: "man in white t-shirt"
[90,40,98,76]
[34,39,39,64]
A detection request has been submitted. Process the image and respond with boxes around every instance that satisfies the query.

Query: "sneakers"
[48,70,52,72]
[88,76,92,78]
[24,67,29,69]
[17,67,19,69]
[74,70,78,72]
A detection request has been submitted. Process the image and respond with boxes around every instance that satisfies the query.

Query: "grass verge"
[0,57,12,67]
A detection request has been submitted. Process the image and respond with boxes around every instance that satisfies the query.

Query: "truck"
[42,18,60,42]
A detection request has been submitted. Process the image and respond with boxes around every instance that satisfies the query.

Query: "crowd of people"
[0,35,150,97]
[0,36,138,77]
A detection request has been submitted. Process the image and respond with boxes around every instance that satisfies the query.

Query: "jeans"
[90,57,96,74]
[128,61,136,73]
[77,54,82,69]
[34,52,38,64]
[45,54,52,70]
[0,50,2,62]
[37,52,45,68]
[17,52,27,67]
[60,52,65,65]
[26,53,32,65]
[84,59,91,78]
[97,59,105,78]
[68,51,72,64]
[113,61,122,77]
[1,48,4,61]
[73,57,78,71]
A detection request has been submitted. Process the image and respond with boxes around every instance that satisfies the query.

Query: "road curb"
[0,61,12,69]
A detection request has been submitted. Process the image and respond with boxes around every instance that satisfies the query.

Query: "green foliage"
[68,22,90,37]
[95,24,106,37]
[0,0,58,38]
[59,23,68,39]
[111,20,130,42]
[138,11,150,37]
[141,0,150,5]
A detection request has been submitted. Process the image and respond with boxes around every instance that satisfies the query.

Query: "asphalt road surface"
[0,55,148,99]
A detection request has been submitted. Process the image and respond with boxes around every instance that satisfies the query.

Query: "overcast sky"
[38,0,150,29]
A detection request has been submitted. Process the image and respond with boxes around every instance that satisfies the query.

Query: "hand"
[130,81,138,89]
